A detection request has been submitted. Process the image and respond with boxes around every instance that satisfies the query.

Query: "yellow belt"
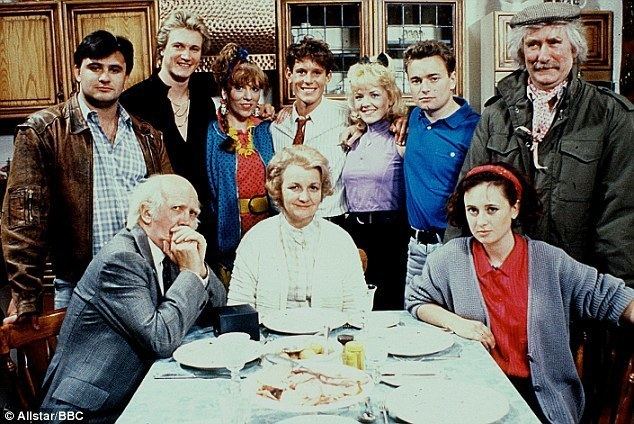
[238,195,269,215]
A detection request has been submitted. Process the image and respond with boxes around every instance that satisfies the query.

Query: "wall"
[465,0,623,112]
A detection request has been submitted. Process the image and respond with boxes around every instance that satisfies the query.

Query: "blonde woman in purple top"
[341,56,409,310]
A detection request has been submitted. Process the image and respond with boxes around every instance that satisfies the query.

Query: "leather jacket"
[1,94,173,316]
[460,68,634,286]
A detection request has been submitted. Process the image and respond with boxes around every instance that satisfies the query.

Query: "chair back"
[573,322,633,424]
[358,249,368,274]
[0,309,66,411]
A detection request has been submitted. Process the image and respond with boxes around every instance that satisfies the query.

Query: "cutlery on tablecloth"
[380,372,436,376]
[153,372,243,380]
[379,401,389,424]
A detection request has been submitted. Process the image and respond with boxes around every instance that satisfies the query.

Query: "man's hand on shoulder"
[168,226,207,278]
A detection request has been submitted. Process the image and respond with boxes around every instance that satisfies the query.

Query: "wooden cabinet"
[0,3,66,119]
[480,11,613,109]
[276,0,464,105]
[0,0,158,119]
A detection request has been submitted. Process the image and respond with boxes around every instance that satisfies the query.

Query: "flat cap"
[510,3,581,28]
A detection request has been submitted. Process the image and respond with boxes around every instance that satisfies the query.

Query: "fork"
[378,401,389,424]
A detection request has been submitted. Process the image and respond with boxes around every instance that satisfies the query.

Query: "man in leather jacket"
[458,3,634,287]
[1,30,172,322]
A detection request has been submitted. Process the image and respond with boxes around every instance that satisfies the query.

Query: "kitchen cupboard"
[0,0,157,119]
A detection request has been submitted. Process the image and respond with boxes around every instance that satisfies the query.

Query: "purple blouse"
[342,119,404,212]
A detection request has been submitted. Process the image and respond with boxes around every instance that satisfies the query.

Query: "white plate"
[262,308,348,334]
[172,338,262,370]
[264,335,343,364]
[245,363,372,413]
[385,379,510,424]
[276,416,359,424]
[383,326,454,356]
[347,311,401,329]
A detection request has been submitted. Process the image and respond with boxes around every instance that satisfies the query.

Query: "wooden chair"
[0,309,66,411]
[573,322,633,424]
[358,248,368,274]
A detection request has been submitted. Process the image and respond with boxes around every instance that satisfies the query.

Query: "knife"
[153,372,236,379]
[380,372,436,376]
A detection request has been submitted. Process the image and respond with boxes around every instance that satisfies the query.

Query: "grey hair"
[265,145,334,208]
[156,10,212,57]
[507,20,587,68]
[125,174,196,230]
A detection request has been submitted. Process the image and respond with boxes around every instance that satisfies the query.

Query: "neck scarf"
[526,80,568,169]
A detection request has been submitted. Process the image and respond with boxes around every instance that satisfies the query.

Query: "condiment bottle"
[343,340,365,370]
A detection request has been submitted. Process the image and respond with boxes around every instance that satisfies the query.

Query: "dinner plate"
[245,363,372,413]
[276,416,359,424]
[383,326,454,356]
[347,311,401,329]
[264,335,343,364]
[261,308,348,334]
[385,379,510,424]
[172,338,262,370]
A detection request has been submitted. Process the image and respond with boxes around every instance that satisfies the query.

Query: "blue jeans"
[405,237,442,285]
[53,278,74,309]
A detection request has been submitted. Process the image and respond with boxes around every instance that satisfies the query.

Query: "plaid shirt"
[78,96,147,256]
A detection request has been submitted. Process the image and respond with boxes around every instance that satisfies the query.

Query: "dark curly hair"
[285,37,335,74]
[446,162,542,234]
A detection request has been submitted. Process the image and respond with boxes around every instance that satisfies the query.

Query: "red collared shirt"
[472,233,530,378]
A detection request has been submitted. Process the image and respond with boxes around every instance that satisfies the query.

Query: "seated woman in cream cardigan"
[227,145,367,314]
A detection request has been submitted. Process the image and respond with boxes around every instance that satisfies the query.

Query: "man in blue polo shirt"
[403,40,480,283]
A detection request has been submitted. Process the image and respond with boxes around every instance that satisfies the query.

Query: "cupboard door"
[277,0,371,105]
[376,0,464,97]
[0,3,66,118]
[63,0,158,92]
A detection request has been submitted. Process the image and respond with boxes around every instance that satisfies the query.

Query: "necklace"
[175,109,189,128]
[227,117,258,156]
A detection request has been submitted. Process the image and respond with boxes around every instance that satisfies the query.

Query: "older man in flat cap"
[456,2,634,422]
[461,3,633,283]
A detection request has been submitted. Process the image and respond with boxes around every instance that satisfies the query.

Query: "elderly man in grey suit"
[40,174,226,423]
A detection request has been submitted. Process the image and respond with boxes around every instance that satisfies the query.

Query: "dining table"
[116,310,541,423]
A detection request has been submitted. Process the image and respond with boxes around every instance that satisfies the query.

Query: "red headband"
[465,164,523,201]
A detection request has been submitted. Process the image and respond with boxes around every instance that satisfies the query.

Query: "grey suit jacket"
[40,225,226,422]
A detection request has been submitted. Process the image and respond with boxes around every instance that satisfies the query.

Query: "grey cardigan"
[405,237,633,424]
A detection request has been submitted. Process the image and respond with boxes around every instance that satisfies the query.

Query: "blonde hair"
[266,146,334,208]
[347,61,407,126]
[156,10,212,59]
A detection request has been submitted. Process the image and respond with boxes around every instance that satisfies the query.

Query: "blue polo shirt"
[404,97,480,230]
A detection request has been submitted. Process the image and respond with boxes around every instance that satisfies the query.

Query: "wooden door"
[0,2,66,118]
[63,0,158,93]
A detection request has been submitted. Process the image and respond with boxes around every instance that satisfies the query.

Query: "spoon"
[358,397,376,423]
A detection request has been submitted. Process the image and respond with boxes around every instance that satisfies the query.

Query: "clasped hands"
[162,225,208,279]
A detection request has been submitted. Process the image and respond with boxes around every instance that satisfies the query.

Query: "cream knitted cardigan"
[227,215,367,315]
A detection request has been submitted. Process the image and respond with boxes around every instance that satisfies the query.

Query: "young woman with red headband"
[405,162,634,424]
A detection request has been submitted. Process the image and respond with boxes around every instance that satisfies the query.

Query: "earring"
[220,99,227,116]
[253,105,261,117]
